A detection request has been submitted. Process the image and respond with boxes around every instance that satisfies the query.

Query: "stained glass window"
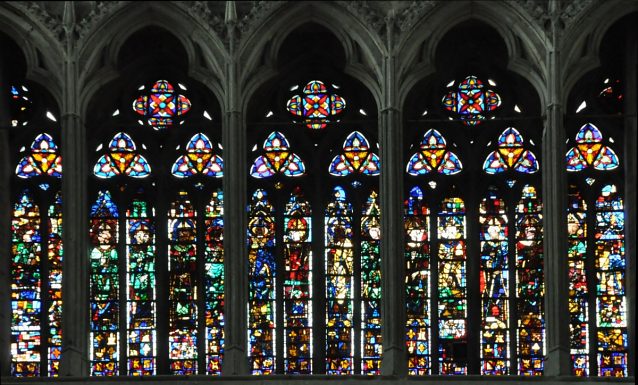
[283,188,313,373]
[89,190,120,376]
[405,186,431,375]
[406,129,462,175]
[247,189,277,375]
[437,196,467,375]
[250,131,305,178]
[479,188,509,375]
[133,79,191,129]
[566,123,619,172]
[93,132,151,178]
[287,80,346,129]
[328,131,380,176]
[205,190,225,375]
[168,192,197,375]
[483,128,539,174]
[360,191,382,375]
[325,186,355,374]
[515,185,545,375]
[442,76,501,125]
[15,133,63,179]
[127,197,156,375]
[172,133,223,178]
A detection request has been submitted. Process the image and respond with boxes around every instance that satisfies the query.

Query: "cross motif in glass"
[287,80,346,129]
[133,80,191,129]
[442,76,501,126]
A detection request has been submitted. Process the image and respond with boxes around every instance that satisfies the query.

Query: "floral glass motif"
[133,80,191,129]
[247,189,276,375]
[483,128,539,174]
[250,131,305,178]
[16,133,62,179]
[406,129,462,175]
[325,186,354,374]
[405,186,431,375]
[442,76,501,126]
[287,80,346,129]
[329,131,380,176]
[94,133,151,178]
[172,133,223,178]
[89,190,120,376]
[566,123,619,172]
[283,188,313,374]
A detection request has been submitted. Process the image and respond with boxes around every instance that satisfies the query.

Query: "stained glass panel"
[133,80,191,129]
[566,123,619,172]
[595,184,627,377]
[15,133,62,179]
[479,188,509,375]
[47,193,63,376]
[568,186,589,375]
[328,131,380,176]
[406,129,462,175]
[205,190,225,375]
[250,131,305,178]
[405,186,431,375]
[94,133,151,178]
[483,128,538,174]
[287,80,346,129]
[361,191,382,374]
[515,185,545,375]
[11,190,42,376]
[172,133,223,178]
[248,189,276,374]
[442,76,501,125]
[89,190,120,376]
[127,197,156,375]
[437,197,467,375]
[325,186,354,374]
[283,188,312,374]
[168,192,198,375]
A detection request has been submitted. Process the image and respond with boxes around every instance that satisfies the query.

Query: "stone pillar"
[0,68,12,377]
[59,3,89,375]
[541,4,571,376]
[221,2,249,374]
[379,19,407,376]
[623,26,636,377]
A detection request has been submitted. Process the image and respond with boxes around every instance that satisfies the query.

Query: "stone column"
[380,16,407,376]
[59,3,89,376]
[623,26,636,377]
[541,4,571,376]
[0,67,12,378]
[221,2,249,374]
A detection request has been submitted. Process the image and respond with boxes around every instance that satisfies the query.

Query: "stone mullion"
[379,51,407,377]
[623,27,636,378]
[221,42,249,374]
[0,74,11,377]
[542,4,570,376]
